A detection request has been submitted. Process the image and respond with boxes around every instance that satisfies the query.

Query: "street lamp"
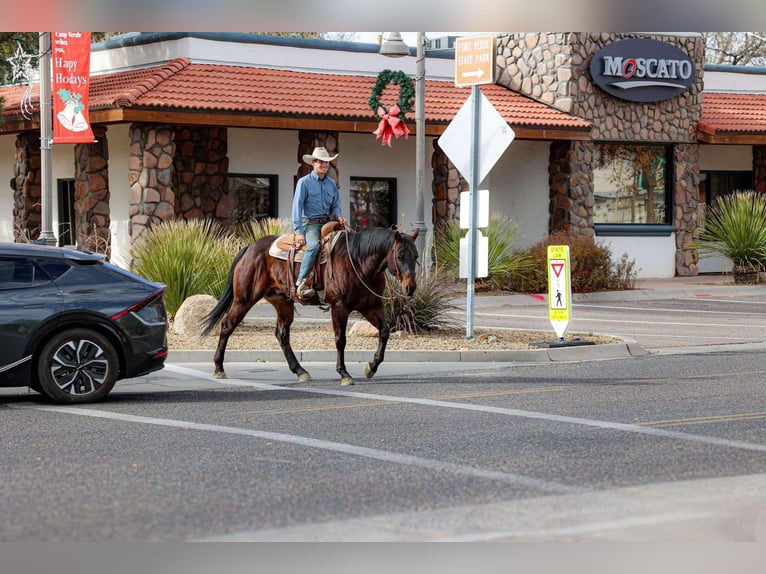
[380,32,428,267]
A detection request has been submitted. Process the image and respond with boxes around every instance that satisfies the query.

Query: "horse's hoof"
[340,376,354,386]
[298,372,312,382]
[364,363,376,379]
[213,370,227,379]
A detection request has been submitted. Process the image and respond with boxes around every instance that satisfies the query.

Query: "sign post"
[438,34,515,338]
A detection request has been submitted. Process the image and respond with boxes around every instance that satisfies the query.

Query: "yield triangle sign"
[551,262,564,278]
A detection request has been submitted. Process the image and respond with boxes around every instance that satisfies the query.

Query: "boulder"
[349,320,379,337]
[172,294,218,336]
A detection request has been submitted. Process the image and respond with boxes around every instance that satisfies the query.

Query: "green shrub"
[692,190,766,271]
[130,219,240,317]
[507,231,638,293]
[233,217,292,244]
[433,212,534,291]
[383,269,460,334]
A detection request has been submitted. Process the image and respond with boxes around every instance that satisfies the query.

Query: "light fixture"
[379,32,410,58]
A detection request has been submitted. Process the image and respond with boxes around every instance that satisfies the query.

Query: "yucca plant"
[130,219,241,317]
[233,217,292,244]
[692,190,766,281]
[383,268,460,334]
[433,212,534,291]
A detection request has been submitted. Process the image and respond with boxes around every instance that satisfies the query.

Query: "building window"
[57,179,76,247]
[593,144,671,224]
[228,174,277,225]
[699,171,753,207]
[350,177,397,229]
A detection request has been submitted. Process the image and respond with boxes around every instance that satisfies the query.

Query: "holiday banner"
[52,32,95,144]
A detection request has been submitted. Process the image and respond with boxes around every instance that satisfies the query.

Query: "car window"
[0,258,52,290]
[37,259,73,281]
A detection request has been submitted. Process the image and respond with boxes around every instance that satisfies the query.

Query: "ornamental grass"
[130,219,240,317]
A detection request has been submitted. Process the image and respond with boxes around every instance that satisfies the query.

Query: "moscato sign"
[589,39,695,103]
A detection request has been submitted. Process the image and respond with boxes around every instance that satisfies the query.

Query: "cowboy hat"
[302,146,339,164]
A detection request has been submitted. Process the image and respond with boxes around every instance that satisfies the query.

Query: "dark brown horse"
[202,227,419,384]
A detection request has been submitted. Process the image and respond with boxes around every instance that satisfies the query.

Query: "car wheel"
[37,328,119,404]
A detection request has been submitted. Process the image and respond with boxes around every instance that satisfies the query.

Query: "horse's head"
[389,229,419,296]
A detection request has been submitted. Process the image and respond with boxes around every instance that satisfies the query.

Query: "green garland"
[368,69,415,120]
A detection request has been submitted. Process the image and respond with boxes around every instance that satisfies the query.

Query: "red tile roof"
[1,58,591,135]
[6,59,766,142]
[698,92,766,135]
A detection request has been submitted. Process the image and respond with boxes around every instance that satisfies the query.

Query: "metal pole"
[466,84,480,338]
[38,32,56,245]
[414,32,428,268]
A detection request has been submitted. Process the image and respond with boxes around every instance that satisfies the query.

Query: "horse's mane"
[344,227,395,261]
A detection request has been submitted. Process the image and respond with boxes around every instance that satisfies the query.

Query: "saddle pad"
[268,231,344,262]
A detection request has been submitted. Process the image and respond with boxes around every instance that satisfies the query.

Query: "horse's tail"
[201,245,248,336]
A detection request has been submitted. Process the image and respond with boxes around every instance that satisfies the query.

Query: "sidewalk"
[166,274,766,366]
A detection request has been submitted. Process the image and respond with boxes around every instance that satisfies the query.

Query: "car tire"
[37,328,119,404]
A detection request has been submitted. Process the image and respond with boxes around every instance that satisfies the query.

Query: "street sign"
[460,189,488,229]
[438,91,515,186]
[454,34,495,88]
[459,230,488,278]
[547,245,571,340]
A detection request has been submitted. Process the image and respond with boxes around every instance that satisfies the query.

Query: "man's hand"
[338,217,347,228]
[295,234,305,246]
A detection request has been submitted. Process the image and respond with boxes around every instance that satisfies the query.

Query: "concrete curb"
[167,342,648,365]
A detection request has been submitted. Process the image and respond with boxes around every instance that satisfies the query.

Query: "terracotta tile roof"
[1,58,590,134]
[698,92,766,135]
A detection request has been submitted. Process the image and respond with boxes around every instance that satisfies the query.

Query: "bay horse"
[202,226,419,385]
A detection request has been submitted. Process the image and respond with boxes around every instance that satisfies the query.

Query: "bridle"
[343,229,405,300]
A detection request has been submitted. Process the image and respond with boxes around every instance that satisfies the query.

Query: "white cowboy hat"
[302,146,339,164]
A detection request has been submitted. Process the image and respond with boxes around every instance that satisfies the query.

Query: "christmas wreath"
[368,70,414,147]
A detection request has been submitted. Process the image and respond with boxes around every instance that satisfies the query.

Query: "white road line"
[10,402,577,494]
[163,364,766,454]
[574,303,766,316]
[467,312,766,329]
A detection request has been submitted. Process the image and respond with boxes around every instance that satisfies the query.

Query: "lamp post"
[380,32,428,266]
[38,32,56,245]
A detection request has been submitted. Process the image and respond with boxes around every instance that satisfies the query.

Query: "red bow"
[372,103,410,147]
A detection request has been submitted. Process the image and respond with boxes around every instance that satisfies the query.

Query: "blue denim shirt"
[291,171,343,235]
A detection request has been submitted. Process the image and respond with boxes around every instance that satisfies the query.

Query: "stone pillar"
[431,140,467,231]
[128,123,177,242]
[548,140,595,237]
[173,126,229,224]
[74,125,110,254]
[674,143,701,276]
[296,131,339,186]
[12,133,42,242]
[754,146,766,194]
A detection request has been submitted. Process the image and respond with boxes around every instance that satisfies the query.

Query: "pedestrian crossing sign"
[547,245,571,339]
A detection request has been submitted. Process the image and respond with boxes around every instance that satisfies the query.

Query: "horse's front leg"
[331,307,353,385]
[270,297,311,382]
[361,306,390,379]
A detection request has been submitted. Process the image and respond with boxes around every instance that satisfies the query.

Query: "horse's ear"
[390,224,398,231]
[393,230,402,241]
[410,229,419,240]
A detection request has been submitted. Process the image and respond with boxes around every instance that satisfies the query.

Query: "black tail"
[201,246,248,336]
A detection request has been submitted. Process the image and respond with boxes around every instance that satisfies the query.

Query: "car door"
[0,256,63,378]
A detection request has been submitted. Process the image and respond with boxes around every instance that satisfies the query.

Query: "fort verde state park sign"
[589,38,695,103]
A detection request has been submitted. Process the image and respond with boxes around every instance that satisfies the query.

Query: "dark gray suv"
[0,242,167,404]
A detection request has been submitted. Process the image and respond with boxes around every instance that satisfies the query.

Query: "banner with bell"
[52,32,95,144]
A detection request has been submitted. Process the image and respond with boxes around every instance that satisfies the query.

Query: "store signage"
[589,39,695,103]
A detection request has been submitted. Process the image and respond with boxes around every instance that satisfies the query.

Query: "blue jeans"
[296,220,322,286]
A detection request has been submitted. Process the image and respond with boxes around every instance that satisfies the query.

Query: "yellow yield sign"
[547,245,571,340]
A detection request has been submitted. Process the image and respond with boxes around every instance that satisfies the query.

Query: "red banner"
[52,32,95,144]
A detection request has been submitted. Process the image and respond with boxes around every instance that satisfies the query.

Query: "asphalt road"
[3,283,766,545]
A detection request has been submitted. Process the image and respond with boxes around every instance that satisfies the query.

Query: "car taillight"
[110,288,166,322]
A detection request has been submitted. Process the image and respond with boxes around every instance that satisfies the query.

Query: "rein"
[343,229,399,300]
